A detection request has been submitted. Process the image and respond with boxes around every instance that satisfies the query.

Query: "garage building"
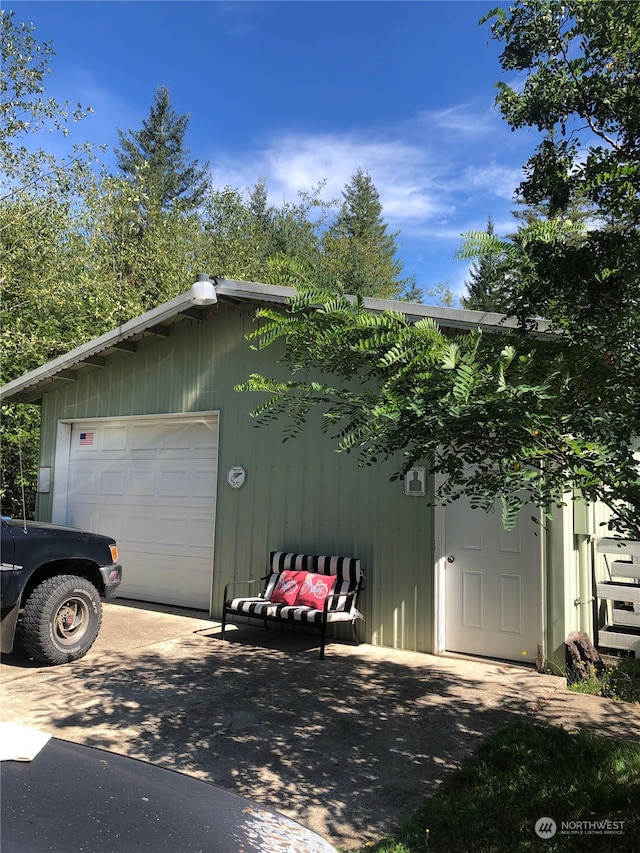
[1,279,607,668]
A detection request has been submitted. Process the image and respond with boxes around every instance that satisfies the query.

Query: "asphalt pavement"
[2,599,639,850]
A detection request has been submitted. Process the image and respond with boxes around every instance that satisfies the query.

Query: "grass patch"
[568,657,640,704]
[355,720,640,852]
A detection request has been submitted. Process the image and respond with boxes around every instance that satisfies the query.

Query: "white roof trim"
[1,289,197,402]
[0,278,550,403]
[215,279,539,332]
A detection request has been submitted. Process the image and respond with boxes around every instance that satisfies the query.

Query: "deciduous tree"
[0,10,105,515]
[238,1,640,537]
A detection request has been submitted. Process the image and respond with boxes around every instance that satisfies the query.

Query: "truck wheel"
[19,575,102,665]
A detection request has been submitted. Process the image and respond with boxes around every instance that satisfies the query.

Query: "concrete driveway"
[2,599,639,850]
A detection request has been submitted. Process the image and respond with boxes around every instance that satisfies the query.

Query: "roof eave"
[0,279,552,404]
[0,289,200,403]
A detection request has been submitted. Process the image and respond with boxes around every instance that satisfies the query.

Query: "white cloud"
[211,131,452,227]
[458,162,523,200]
[416,102,501,137]
[207,97,528,243]
[217,2,262,37]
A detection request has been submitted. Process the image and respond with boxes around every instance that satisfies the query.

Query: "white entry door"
[444,496,540,662]
[63,414,219,610]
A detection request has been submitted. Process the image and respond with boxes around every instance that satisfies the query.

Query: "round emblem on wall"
[227,466,246,489]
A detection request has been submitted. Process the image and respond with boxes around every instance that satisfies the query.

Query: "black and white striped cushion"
[228,597,356,623]
[267,552,361,614]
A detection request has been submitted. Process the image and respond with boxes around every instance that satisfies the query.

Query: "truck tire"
[18,575,102,665]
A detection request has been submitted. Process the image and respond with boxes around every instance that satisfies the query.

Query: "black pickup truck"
[1,519,122,665]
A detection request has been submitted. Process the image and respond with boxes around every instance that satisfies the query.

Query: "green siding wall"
[544,498,619,672]
[36,303,435,653]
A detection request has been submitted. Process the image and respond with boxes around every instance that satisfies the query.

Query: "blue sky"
[11,0,541,303]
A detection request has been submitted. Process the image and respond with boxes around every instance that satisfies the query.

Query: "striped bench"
[221,551,364,659]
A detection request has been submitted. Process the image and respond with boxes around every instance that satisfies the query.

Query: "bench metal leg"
[320,619,328,660]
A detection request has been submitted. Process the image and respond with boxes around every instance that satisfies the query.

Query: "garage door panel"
[65,506,124,542]
[159,471,188,498]
[66,415,218,610]
[192,470,217,498]
[161,426,194,451]
[66,508,95,534]
[161,420,217,447]
[122,528,214,558]
[70,463,217,502]
[96,512,125,540]
[156,515,188,547]
[100,470,125,496]
[70,494,214,510]
[69,469,96,496]
[131,423,158,450]
[103,426,127,451]
[123,512,154,544]
[121,554,211,609]
[190,516,216,548]
[130,471,155,496]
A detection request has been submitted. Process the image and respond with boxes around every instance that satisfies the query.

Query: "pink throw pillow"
[295,573,337,609]
[270,570,306,605]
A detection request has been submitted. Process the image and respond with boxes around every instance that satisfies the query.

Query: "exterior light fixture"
[190,273,218,305]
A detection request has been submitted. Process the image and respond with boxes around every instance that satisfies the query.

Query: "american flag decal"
[79,432,94,446]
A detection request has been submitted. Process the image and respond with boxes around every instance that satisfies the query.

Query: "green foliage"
[484,0,640,527]
[480,0,640,333]
[461,216,513,312]
[199,181,331,285]
[568,657,640,705]
[85,172,206,316]
[457,1,640,531]
[114,85,210,217]
[0,404,40,518]
[239,286,640,536]
[0,9,93,175]
[0,10,107,517]
[606,657,640,704]
[0,10,112,374]
[0,13,419,518]
[485,0,640,223]
[359,721,640,852]
[322,169,414,299]
[235,6,640,537]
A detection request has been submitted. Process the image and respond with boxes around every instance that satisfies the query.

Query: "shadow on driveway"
[0,602,566,849]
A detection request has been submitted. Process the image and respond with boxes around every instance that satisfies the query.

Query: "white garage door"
[64,414,218,609]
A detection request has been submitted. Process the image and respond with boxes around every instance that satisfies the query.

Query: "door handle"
[447,555,455,563]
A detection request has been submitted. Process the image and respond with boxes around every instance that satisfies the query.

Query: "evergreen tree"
[461,217,511,312]
[248,178,270,228]
[200,180,328,284]
[114,85,209,218]
[508,195,593,256]
[399,279,425,304]
[322,169,410,299]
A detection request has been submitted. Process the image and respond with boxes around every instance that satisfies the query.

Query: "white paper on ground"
[0,722,52,761]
